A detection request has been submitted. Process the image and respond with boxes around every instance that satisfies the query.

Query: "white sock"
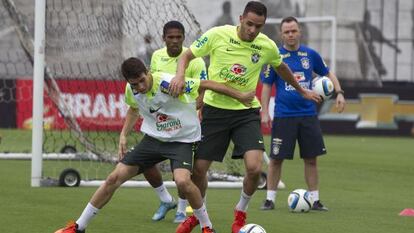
[266,190,277,202]
[203,195,207,206]
[309,190,319,202]
[177,198,187,214]
[76,203,99,231]
[193,203,212,229]
[235,190,251,212]
[154,184,173,203]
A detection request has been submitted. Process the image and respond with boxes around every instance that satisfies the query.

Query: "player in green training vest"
[54,57,254,233]
[172,2,322,233]
[136,21,208,224]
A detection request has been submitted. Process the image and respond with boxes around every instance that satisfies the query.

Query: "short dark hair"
[243,1,267,19]
[163,20,185,37]
[121,57,147,81]
[280,16,299,29]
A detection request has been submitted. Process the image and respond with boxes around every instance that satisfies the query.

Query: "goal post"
[32,0,46,187]
[2,0,204,187]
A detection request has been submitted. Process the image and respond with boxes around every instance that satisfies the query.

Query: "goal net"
[0,0,204,186]
[0,0,334,188]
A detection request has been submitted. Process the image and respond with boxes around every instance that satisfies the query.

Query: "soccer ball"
[238,224,266,233]
[287,189,312,213]
[312,76,334,100]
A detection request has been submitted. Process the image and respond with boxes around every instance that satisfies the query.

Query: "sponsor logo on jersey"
[298,51,308,56]
[281,53,291,59]
[229,38,240,45]
[301,57,310,69]
[230,64,246,75]
[156,113,182,131]
[195,36,208,48]
[251,52,261,63]
[219,64,248,86]
[294,72,306,82]
[285,72,309,91]
[250,44,262,50]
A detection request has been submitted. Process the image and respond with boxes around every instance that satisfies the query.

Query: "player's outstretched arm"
[118,107,140,160]
[170,49,196,96]
[200,80,255,107]
[274,62,322,103]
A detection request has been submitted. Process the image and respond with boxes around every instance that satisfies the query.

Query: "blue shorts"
[270,116,326,160]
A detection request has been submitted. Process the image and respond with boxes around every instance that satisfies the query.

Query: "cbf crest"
[272,138,283,156]
[251,52,261,63]
[301,57,310,69]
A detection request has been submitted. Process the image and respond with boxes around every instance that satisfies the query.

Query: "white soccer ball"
[312,76,334,100]
[287,189,312,213]
[238,223,266,233]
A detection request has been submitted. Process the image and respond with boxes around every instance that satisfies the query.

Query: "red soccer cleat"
[176,214,200,233]
[201,226,216,233]
[54,221,85,233]
[231,209,246,233]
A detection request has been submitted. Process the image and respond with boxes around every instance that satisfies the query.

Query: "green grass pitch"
[0,133,413,232]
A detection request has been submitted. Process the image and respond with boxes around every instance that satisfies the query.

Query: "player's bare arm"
[274,62,322,103]
[196,90,205,110]
[327,72,346,113]
[118,107,140,160]
[170,49,196,96]
[260,83,272,128]
[199,80,255,107]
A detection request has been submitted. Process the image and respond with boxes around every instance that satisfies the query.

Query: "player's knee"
[104,173,121,188]
[174,176,191,191]
[245,164,262,177]
[192,167,207,180]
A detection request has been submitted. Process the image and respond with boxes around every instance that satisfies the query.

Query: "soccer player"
[135,20,208,223]
[54,57,255,233]
[259,16,346,211]
[170,2,321,233]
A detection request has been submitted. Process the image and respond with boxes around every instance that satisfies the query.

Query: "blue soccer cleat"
[152,199,177,221]
[173,212,186,223]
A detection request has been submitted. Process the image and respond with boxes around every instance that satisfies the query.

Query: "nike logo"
[226,48,234,52]
[258,140,264,144]
[149,106,161,113]
[183,162,191,166]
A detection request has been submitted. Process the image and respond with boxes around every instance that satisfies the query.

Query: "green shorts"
[120,134,194,172]
[195,105,264,162]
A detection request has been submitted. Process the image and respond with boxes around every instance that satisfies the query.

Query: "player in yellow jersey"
[137,21,207,223]
[54,57,255,233]
[172,2,322,233]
